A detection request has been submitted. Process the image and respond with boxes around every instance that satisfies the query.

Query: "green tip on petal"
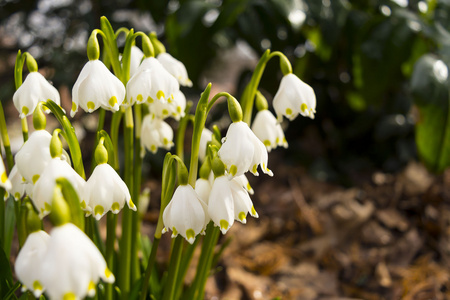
[147,96,154,103]
[32,174,40,184]
[87,101,95,110]
[88,280,96,292]
[33,280,43,292]
[71,102,77,112]
[109,96,118,107]
[1,172,7,183]
[94,205,104,217]
[300,103,307,113]
[63,292,76,300]
[129,198,136,210]
[186,228,196,243]
[230,165,237,176]
[137,94,143,102]
[252,164,258,174]
[105,267,114,280]
[111,202,120,212]
[80,200,87,209]
[172,227,178,237]
[219,220,229,232]
[263,140,271,147]
[156,90,165,100]
[285,108,293,115]
[22,106,29,116]
[238,212,246,222]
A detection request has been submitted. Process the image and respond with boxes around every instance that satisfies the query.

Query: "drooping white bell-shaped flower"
[71,59,125,117]
[251,109,288,152]
[233,174,254,195]
[273,73,316,121]
[15,230,50,298]
[208,175,258,234]
[129,45,144,77]
[199,128,213,162]
[15,130,53,184]
[84,163,135,220]
[13,72,61,119]
[157,52,193,87]
[4,165,25,201]
[195,177,212,204]
[162,184,208,244]
[169,90,187,120]
[32,158,86,218]
[218,121,272,178]
[40,223,115,300]
[129,57,179,105]
[0,157,11,192]
[140,115,174,155]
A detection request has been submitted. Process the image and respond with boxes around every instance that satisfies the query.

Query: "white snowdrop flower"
[195,177,212,204]
[4,165,25,201]
[147,99,176,120]
[13,71,61,119]
[170,90,187,120]
[251,109,288,152]
[84,163,135,220]
[15,230,50,298]
[218,121,272,178]
[130,57,180,105]
[199,128,213,162]
[233,174,254,195]
[71,59,125,117]
[32,158,86,218]
[0,157,11,192]
[40,223,115,300]
[208,175,258,234]
[162,184,208,244]
[140,115,174,155]
[129,45,144,77]
[157,52,193,87]
[273,73,316,121]
[15,130,53,184]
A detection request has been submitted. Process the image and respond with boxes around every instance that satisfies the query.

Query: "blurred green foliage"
[1,0,449,182]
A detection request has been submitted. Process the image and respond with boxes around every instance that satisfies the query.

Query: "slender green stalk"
[0,102,13,170]
[174,238,200,300]
[241,50,292,124]
[175,102,194,161]
[131,104,143,282]
[162,236,184,300]
[187,84,211,187]
[106,212,117,300]
[17,200,27,248]
[119,107,134,299]
[195,227,220,300]
[187,224,220,300]
[110,111,123,172]
[140,237,160,300]
[0,189,4,248]
[21,118,28,142]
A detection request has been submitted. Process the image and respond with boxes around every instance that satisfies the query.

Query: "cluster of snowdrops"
[0,17,316,300]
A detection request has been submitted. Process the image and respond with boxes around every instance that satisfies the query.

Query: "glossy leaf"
[411,54,450,173]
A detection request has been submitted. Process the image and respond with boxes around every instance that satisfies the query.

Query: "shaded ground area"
[166,157,450,300]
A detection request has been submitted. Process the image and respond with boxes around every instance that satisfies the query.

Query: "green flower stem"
[195,226,220,300]
[174,238,200,300]
[187,84,211,187]
[21,118,28,142]
[119,106,134,299]
[18,201,27,248]
[140,236,160,300]
[0,102,13,170]
[162,236,184,300]
[187,223,220,299]
[0,189,4,247]
[241,50,292,125]
[110,111,123,172]
[131,104,143,282]
[44,100,85,179]
[100,16,122,79]
[175,102,194,161]
[106,212,117,300]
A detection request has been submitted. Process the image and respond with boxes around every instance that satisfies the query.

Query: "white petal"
[208,176,235,234]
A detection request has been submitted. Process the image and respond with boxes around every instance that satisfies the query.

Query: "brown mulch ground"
[189,159,450,300]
